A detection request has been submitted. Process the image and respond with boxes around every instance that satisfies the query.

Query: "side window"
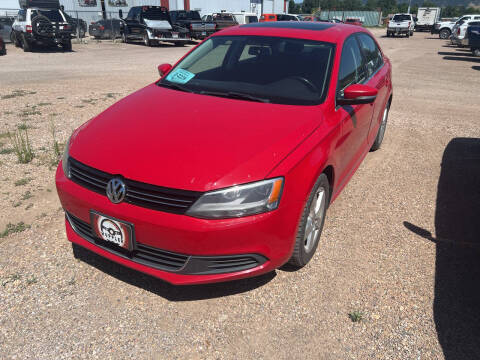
[338,36,366,91]
[357,33,383,78]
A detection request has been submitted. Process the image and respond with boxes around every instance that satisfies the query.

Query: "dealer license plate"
[91,211,134,251]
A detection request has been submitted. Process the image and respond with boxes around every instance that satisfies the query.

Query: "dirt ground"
[0,29,479,359]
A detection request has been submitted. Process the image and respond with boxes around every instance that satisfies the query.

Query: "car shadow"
[29,46,76,53]
[442,56,480,63]
[438,51,475,57]
[72,243,276,301]
[404,137,480,359]
[473,65,480,71]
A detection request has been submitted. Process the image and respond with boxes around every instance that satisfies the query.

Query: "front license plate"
[172,32,178,38]
[90,211,134,251]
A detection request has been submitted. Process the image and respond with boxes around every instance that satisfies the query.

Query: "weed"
[20,109,41,117]
[9,129,34,163]
[14,177,32,186]
[68,278,76,286]
[49,121,61,162]
[0,222,30,238]
[0,148,14,155]
[57,96,65,100]
[26,276,38,285]
[1,90,35,100]
[74,105,85,108]
[2,273,21,286]
[22,191,33,200]
[4,111,13,115]
[17,123,31,130]
[37,102,52,107]
[12,201,21,208]
[82,98,97,104]
[46,188,52,192]
[348,311,364,323]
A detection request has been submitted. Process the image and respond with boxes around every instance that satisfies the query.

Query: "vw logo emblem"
[106,178,126,204]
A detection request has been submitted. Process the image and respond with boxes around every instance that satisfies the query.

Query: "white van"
[232,12,258,25]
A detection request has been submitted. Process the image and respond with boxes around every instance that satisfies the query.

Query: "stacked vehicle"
[12,0,73,52]
[415,7,441,32]
[387,13,414,37]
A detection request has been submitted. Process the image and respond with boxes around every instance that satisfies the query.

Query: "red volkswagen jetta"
[56,22,392,285]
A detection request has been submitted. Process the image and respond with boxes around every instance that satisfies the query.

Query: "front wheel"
[370,101,390,151]
[288,173,330,268]
[439,29,450,39]
[410,31,414,36]
[143,33,151,47]
[122,32,128,43]
[473,48,480,57]
[22,34,32,52]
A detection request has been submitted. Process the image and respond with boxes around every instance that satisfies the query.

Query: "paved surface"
[0,30,479,359]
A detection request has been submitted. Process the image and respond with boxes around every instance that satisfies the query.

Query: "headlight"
[62,136,71,178]
[186,178,284,219]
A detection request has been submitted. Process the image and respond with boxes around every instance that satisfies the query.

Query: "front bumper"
[387,28,409,34]
[55,164,298,285]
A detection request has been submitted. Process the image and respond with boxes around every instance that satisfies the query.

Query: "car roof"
[217,22,367,43]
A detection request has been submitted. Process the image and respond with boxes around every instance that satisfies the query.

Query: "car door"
[335,35,374,186]
[356,32,389,143]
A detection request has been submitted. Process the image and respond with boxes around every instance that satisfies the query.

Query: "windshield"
[393,15,411,22]
[142,7,169,21]
[158,36,334,105]
[31,10,64,22]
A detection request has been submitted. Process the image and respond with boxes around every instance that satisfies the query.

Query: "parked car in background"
[415,7,441,31]
[89,19,122,39]
[120,6,189,46]
[451,19,480,47]
[387,13,414,37]
[277,14,300,21]
[260,13,277,22]
[56,22,392,285]
[232,12,258,24]
[0,16,14,42]
[64,13,87,38]
[433,14,480,39]
[201,12,238,30]
[12,0,73,52]
[467,21,480,56]
[0,35,6,55]
[170,10,215,40]
[344,18,363,26]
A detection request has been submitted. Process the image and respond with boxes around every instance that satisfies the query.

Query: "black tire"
[22,34,32,52]
[406,32,410,38]
[13,32,21,47]
[370,100,390,151]
[288,173,330,268]
[10,31,15,43]
[122,32,128,43]
[473,48,480,57]
[143,33,151,47]
[410,31,414,36]
[439,28,450,40]
[62,39,72,51]
[0,43,6,56]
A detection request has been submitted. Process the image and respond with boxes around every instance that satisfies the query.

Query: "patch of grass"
[348,311,364,323]
[46,188,52,192]
[4,111,13,115]
[68,278,76,286]
[0,222,30,238]
[14,177,32,186]
[104,92,118,99]
[12,201,21,208]
[1,90,35,100]
[17,123,32,130]
[9,129,34,164]
[20,109,41,117]
[74,105,85,108]
[0,148,14,155]
[26,276,38,285]
[57,96,65,100]
[37,102,52,107]
[2,273,21,286]
[82,98,97,105]
[49,121,61,161]
[22,191,33,200]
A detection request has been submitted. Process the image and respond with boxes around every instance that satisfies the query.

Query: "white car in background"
[387,13,415,37]
[451,17,480,46]
[433,14,480,39]
[232,12,258,24]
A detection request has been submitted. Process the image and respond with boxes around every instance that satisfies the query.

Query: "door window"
[356,33,383,78]
[338,36,366,91]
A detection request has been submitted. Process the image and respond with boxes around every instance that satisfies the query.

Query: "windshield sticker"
[165,69,195,84]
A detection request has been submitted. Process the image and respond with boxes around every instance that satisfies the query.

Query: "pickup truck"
[387,13,414,37]
[452,19,480,47]
[120,6,189,46]
[432,14,480,39]
[201,13,238,31]
[169,10,215,40]
[467,22,480,56]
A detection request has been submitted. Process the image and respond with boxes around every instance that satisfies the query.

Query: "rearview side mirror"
[337,84,378,106]
[158,63,172,77]
[119,9,123,19]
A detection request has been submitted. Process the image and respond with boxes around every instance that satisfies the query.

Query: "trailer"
[415,7,441,32]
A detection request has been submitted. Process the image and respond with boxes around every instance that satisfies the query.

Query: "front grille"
[67,212,189,271]
[66,212,268,275]
[68,157,202,214]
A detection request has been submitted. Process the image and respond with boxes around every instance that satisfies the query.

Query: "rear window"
[142,7,169,21]
[173,11,201,20]
[31,10,64,22]
[392,15,411,22]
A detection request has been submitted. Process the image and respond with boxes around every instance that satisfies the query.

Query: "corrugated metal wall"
[318,10,382,26]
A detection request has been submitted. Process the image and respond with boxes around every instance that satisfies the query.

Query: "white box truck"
[416,7,441,31]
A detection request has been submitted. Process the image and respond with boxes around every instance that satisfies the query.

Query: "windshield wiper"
[158,82,195,93]
[199,90,270,103]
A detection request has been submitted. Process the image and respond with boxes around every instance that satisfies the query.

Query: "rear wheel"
[13,32,21,47]
[0,42,6,56]
[410,30,414,36]
[439,28,450,39]
[62,39,72,51]
[288,173,330,268]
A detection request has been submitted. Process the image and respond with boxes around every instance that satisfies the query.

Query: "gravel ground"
[0,30,479,359]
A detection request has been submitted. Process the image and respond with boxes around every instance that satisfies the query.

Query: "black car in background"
[89,18,122,39]
[169,10,215,40]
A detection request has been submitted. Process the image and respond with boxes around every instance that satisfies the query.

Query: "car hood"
[70,84,322,192]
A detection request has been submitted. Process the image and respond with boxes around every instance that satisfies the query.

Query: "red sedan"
[56,22,392,285]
